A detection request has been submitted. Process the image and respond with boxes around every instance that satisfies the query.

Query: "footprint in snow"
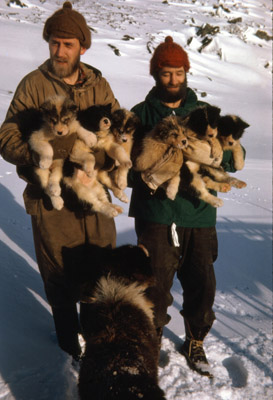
[222,356,248,388]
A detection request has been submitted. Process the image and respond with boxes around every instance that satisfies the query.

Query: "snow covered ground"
[0,0,272,399]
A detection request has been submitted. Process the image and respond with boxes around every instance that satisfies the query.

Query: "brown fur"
[180,111,248,207]
[64,108,138,217]
[64,114,125,218]
[133,115,188,200]
[97,109,139,203]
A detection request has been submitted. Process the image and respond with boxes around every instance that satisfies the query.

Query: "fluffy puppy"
[134,115,188,200]
[64,104,124,218]
[28,95,97,210]
[182,105,223,167]
[97,108,140,203]
[217,114,249,170]
[180,109,248,207]
[62,244,166,400]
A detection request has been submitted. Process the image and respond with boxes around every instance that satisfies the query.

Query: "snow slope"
[0,0,272,399]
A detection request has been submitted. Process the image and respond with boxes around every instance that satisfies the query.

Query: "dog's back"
[78,275,166,400]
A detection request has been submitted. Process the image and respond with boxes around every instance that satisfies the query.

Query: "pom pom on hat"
[150,36,190,76]
[63,1,72,9]
[43,1,91,49]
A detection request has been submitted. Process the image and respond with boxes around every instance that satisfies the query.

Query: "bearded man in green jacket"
[129,36,240,378]
[0,2,119,362]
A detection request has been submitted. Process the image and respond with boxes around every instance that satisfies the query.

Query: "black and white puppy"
[217,114,249,170]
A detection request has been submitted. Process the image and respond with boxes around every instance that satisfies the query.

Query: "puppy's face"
[186,105,221,140]
[77,104,112,133]
[218,115,249,149]
[41,95,77,137]
[155,115,188,149]
[111,109,140,144]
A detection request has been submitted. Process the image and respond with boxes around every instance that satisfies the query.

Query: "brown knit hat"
[43,1,91,49]
[150,36,190,76]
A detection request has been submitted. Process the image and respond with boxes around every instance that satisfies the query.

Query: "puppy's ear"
[236,116,250,130]
[41,99,54,113]
[105,103,112,113]
[64,97,78,114]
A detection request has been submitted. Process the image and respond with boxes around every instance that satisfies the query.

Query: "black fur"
[12,108,44,141]
[79,286,165,400]
[62,244,166,400]
[62,244,154,291]
[217,115,249,140]
[77,104,112,131]
[186,105,221,136]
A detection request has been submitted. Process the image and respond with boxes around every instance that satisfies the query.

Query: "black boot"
[180,318,213,378]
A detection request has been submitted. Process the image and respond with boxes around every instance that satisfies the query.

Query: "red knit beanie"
[150,36,190,76]
[43,2,91,49]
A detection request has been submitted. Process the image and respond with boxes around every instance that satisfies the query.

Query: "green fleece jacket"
[129,87,238,228]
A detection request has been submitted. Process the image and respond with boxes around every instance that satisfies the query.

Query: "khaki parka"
[0,59,120,215]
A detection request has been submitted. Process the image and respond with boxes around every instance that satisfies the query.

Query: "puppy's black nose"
[229,141,234,146]
[103,118,109,124]
[57,131,63,136]
[182,139,187,146]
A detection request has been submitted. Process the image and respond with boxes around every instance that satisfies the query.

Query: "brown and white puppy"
[28,95,97,210]
[217,114,249,170]
[182,105,223,167]
[180,108,248,207]
[66,244,166,400]
[64,104,124,218]
[134,115,188,200]
[97,108,140,203]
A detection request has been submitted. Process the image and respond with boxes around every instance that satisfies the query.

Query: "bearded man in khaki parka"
[0,1,120,363]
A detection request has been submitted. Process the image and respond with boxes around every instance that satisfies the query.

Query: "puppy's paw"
[218,183,231,192]
[39,157,53,169]
[84,134,97,148]
[119,160,132,169]
[166,187,177,200]
[229,178,247,189]
[48,183,61,196]
[99,204,123,218]
[211,198,224,207]
[51,196,64,210]
[114,190,129,203]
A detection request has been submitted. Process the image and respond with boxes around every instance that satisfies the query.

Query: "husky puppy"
[97,108,140,203]
[180,110,249,207]
[28,95,97,210]
[217,114,249,170]
[68,244,166,400]
[182,105,223,167]
[134,115,188,200]
[64,104,124,218]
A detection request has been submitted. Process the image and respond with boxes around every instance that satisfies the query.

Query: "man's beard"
[51,54,81,79]
[155,76,188,104]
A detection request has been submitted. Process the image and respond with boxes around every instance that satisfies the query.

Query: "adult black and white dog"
[63,244,166,400]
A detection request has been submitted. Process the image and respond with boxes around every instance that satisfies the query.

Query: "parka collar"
[145,86,199,117]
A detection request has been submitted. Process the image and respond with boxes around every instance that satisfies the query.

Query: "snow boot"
[180,318,213,378]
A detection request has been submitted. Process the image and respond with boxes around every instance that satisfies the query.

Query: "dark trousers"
[31,203,116,357]
[135,219,217,331]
